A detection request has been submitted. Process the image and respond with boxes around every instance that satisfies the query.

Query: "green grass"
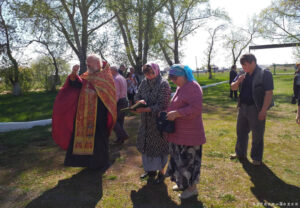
[169,71,229,91]
[0,91,57,122]
[271,65,297,74]
[0,74,299,208]
[194,72,229,85]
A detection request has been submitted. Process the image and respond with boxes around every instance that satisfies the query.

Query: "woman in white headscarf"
[134,63,171,184]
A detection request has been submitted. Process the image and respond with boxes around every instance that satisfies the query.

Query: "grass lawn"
[0,91,57,122]
[0,74,300,208]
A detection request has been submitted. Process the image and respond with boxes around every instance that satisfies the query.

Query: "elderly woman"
[134,63,171,184]
[165,64,206,199]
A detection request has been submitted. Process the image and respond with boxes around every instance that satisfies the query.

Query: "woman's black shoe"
[154,172,165,184]
[140,171,156,179]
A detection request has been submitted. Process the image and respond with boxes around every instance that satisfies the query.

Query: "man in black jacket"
[229,65,238,99]
[230,54,274,166]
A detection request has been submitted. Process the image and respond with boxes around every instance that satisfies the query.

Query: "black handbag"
[156,112,175,134]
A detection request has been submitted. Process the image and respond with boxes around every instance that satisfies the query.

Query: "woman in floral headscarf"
[134,63,171,184]
[165,64,206,199]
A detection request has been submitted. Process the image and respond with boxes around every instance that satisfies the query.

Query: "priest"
[52,54,117,170]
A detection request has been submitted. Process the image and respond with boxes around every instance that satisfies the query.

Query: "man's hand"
[237,74,246,83]
[231,74,246,91]
[258,110,267,121]
[259,90,273,121]
[72,65,80,74]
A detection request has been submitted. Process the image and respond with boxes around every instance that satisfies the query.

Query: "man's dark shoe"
[140,171,156,179]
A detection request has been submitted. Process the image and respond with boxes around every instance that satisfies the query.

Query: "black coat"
[229,70,237,84]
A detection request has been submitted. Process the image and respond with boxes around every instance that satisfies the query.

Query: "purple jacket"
[167,81,206,146]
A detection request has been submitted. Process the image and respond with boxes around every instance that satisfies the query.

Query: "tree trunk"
[50,51,60,92]
[50,74,60,92]
[135,58,143,75]
[159,42,173,66]
[174,36,180,64]
[12,82,21,96]
[208,56,212,79]
[78,49,87,75]
[208,67,212,79]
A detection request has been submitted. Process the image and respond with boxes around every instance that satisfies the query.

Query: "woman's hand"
[136,100,147,105]
[167,111,180,121]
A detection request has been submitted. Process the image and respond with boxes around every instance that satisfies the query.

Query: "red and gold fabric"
[52,62,117,154]
[73,63,117,155]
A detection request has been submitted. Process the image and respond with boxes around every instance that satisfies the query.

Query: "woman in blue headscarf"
[165,64,206,199]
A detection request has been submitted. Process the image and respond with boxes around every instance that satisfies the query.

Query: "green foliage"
[155,0,229,64]
[0,57,69,94]
[258,0,300,42]
[19,66,34,93]
[108,0,169,72]
[30,56,70,91]
[0,66,12,92]
[14,0,115,75]
[0,66,34,93]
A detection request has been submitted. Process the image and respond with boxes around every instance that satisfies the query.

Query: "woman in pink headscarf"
[134,63,171,184]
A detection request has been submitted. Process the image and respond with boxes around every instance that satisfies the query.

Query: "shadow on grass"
[130,182,203,208]
[25,168,104,208]
[0,125,122,208]
[241,160,300,208]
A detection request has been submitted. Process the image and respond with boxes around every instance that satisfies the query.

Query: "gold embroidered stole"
[73,65,117,155]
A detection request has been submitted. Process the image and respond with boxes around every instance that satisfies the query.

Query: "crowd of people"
[52,53,299,200]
